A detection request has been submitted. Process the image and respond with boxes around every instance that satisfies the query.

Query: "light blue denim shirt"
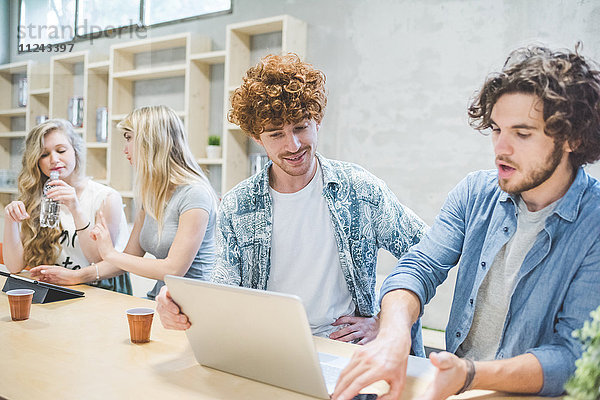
[381,167,600,396]
[212,153,427,325]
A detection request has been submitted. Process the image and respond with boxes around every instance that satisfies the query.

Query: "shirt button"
[469,298,474,305]
[456,332,461,338]
[503,226,509,232]
[481,261,486,269]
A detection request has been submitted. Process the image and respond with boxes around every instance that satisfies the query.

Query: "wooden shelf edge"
[225,124,243,131]
[190,50,226,64]
[0,61,30,73]
[87,60,110,72]
[119,190,135,198]
[111,114,127,121]
[0,108,27,117]
[111,110,185,121]
[29,88,51,96]
[86,142,109,149]
[228,15,287,34]
[111,33,189,53]
[197,158,224,165]
[0,131,27,138]
[112,64,187,81]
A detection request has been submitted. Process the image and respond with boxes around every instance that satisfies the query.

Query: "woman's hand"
[90,212,117,260]
[29,265,83,285]
[46,180,81,213]
[4,201,30,223]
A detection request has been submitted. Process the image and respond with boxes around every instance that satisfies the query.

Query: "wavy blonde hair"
[117,106,217,233]
[18,119,85,268]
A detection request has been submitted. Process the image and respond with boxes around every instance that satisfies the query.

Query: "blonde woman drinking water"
[4,119,131,293]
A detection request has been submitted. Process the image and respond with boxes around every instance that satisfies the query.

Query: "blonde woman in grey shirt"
[32,106,217,297]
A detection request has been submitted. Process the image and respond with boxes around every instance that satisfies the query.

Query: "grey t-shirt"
[139,183,216,299]
[456,196,556,360]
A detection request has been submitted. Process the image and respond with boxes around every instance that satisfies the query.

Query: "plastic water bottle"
[40,170,60,228]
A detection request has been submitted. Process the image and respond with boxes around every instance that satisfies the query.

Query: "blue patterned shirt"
[212,153,427,318]
[381,168,600,396]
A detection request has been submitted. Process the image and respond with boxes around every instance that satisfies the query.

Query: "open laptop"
[165,275,433,399]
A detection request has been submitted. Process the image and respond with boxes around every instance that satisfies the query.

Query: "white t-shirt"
[267,162,355,337]
[55,179,129,270]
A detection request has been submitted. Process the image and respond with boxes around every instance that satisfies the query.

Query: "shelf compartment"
[49,52,87,121]
[86,146,107,181]
[52,52,86,64]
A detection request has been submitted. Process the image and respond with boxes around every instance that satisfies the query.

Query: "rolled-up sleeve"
[380,174,469,316]
[528,235,600,396]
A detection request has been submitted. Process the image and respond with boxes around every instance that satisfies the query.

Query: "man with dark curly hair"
[334,45,600,399]
[156,53,427,345]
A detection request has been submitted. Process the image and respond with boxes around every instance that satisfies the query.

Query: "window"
[77,0,141,36]
[19,0,77,46]
[18,0,231,49]
[145,0,231,25]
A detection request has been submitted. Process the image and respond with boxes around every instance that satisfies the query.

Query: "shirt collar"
[315,153,341,188]
[553,167,588,222]
[255,152,339,196]
[498,167,588,222]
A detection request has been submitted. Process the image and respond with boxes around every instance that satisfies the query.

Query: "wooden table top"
[0,272,553,400]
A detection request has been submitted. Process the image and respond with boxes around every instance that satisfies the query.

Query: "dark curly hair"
[468,44,600,168]
[228,53,327,138]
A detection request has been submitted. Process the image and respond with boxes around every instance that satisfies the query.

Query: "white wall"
[5,0,600,328]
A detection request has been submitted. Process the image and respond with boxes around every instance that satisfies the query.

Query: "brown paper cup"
[127,307,154,344]
[7,289,35,321]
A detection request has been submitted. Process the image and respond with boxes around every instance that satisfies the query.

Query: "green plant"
[208,135,220,146]
[565,305,600,400]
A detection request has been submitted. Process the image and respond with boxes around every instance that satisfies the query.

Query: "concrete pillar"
[0,1,10,64]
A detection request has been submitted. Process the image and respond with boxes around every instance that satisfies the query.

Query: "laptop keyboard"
[318,352,350,393]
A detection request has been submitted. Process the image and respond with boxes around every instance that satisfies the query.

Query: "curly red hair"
[228,53,327,138]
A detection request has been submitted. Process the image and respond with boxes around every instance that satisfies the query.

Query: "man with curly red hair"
[334,45,600,399]
[156,53,427,345]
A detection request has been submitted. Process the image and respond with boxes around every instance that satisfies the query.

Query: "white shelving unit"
[0,15,307,227]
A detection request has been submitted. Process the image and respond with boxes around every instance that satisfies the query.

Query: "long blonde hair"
[117,105,217,232]
[18,119,85,268]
